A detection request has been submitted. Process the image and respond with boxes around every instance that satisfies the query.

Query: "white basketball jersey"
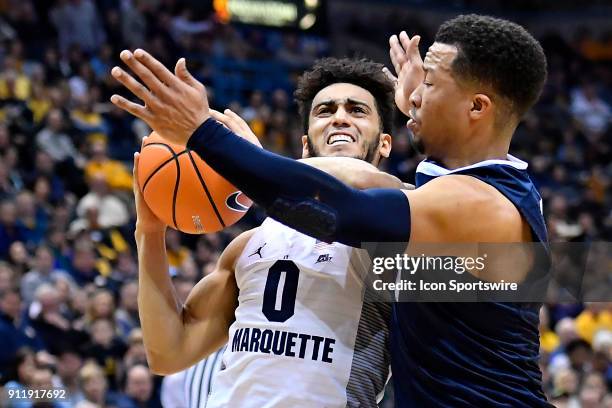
[208,218,391,408]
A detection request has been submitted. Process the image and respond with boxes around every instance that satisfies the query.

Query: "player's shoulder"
[409,175,525,242]
[219,227,259,270]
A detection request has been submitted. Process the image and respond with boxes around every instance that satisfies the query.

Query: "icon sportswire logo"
[226,191,250,212]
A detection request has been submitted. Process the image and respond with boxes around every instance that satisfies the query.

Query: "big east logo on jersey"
[226,191,251,213]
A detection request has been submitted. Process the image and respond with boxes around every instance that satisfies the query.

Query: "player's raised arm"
[133,151,251,375]
[110,50,411,246]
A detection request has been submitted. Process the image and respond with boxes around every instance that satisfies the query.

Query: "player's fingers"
[133,48,179,87]
[224,109,249,128]
[390,34,406,55]
[389,35,405,73]
[408,35,422,63]
[223,109,261,147]
[382,67,398,84]
[175,57,203,90]
[399,31,412,54]
[140,134,149,150]
[132,152,140,194]
[133,152,139,176]
[110,94,152,122]
[210,109,231,128]
[111,66,152,104]
[120,50,168,99]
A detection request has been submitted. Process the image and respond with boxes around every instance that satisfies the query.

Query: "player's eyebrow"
[312,98,372,111]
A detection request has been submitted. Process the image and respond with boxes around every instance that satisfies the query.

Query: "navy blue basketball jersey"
[391,155,552,407]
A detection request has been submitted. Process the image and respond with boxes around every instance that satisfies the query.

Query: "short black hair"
[294,57,395,134]
[435,14,547,119]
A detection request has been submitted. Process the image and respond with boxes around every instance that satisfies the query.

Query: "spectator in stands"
[15,190,48,247]
[122,329,148,369]
[551,366,579,405]
[165,229,191,270]
[82,317,127,389]
[7,240,30,277]
[67,240,100,286]
[26,151,67,205]
[35,109,85,167]
[0,262,17,292]
[576,303,612,344]
[20,245,72,304]
[50,0,106,55]
[71,93,108,144]
[76,361,121,407]
[567,339,595,376]
[120,1,148,49]
[71,172,129,233]
[0,289,42,379]
[570,82,611,135]
[84,140,132,191]
[0,200,27,258]
[3,347,36,397]
[29,365,72,408]
[115,280,139,340]
[4,146,24,193]
[118,364,162,408]
[28,284,87,355]
[573,372,608,407]
[0,161,18,200]
[52,347,84,405]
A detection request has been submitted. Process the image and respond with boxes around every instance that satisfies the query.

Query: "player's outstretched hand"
[110,49,209,146]
[210,109,263,148]
[133,141,167,234]
[384,31,424,116]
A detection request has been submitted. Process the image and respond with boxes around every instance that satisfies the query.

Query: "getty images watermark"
[357,242,611,303]
[371,253,519,293]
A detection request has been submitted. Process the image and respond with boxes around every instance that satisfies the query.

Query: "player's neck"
[436,137,510,169]
[437,124,512,169]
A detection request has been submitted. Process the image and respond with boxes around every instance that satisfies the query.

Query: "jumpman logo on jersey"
[248,243,267,258]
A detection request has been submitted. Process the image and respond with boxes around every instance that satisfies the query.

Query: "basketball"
[137,132,252,234]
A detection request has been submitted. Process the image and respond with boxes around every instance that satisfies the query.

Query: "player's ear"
[469,94,492,121]
[301,135,310,158]
[378,133,392,158]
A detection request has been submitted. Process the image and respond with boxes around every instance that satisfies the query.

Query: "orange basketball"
[137,132,252,234]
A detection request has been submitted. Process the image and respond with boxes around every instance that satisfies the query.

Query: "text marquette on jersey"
[231,327,336,363]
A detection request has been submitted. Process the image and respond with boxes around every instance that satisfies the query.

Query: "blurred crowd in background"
[0,0,610,407]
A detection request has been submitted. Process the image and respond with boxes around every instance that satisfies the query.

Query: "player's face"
[302,83,391,165]
[407,43,473,158]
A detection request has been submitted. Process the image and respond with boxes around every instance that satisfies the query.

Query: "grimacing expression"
[408,42,474,158]
[302,83,391,165]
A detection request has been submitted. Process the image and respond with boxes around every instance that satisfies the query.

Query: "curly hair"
[294,58,395,134]
[435,14,547,119]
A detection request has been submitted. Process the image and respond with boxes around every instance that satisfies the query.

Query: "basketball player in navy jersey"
[124,58,409,407]
[111,14,552,406]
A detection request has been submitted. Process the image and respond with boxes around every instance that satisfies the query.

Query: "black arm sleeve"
[187,119,411,246]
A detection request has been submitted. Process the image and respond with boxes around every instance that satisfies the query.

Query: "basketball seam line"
[172,150,180,230]
[187,150,226,229]
[141,143,189,193]
[142,142,180,229]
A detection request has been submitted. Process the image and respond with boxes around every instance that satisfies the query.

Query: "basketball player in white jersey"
[133,58,408,407]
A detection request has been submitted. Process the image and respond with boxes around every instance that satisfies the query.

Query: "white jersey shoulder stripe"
[416,154,528,177]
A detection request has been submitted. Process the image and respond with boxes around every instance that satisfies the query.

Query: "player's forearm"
[187,119,410,245]
[135,230,185,371]
[299,157,405,190]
